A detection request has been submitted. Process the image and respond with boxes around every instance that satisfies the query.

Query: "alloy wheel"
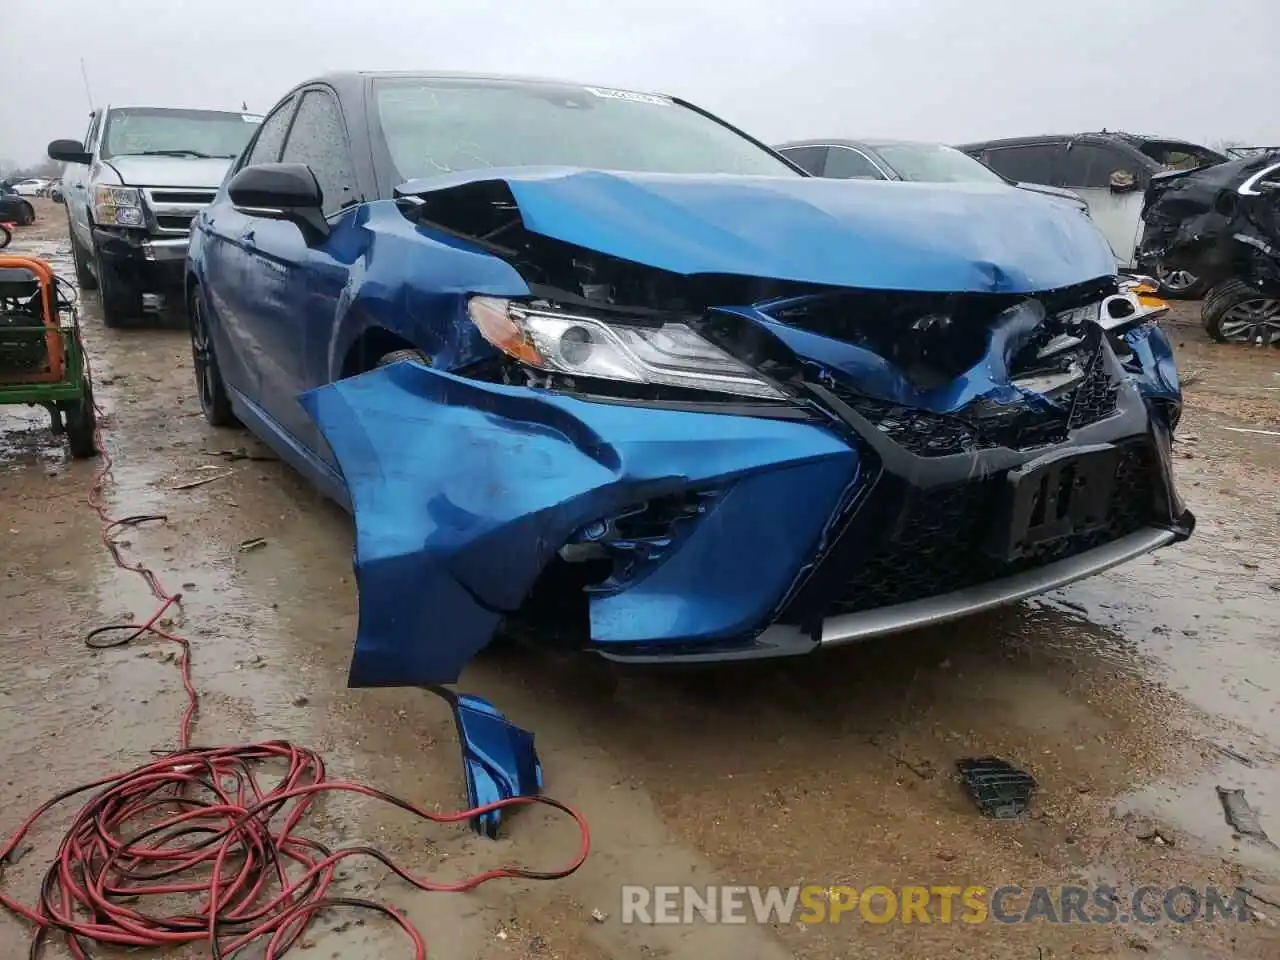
[1155,263,1201,294]
[1218,297,1280,345]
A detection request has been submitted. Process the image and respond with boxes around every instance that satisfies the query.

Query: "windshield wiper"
[129,149,223,159]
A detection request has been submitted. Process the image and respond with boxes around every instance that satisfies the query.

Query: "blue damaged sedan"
[186,71,1194,690]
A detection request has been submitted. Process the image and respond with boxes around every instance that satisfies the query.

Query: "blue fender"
[299,360,857,687]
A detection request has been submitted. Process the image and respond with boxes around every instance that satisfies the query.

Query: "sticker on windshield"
[583,86,672,106]
[242,114,263,123]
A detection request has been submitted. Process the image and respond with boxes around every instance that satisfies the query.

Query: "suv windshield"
[102,108,262,160]
[1137,140,1224,172]
[373,78,797,181]
[874,143,1006,184]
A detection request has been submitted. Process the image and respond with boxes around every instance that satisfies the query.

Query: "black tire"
[63,378,99,459]
[189,286,238,427]
[375,348,431,368]
[17,201,35,227]
[68,218,97,289]
[94,243,143,328]
[1202,278,1280,345]
[0,224,10,250]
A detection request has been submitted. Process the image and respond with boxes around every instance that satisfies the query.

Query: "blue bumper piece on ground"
[300,360,857,687]
[1124,322,1182,401]
[428,686,542,838]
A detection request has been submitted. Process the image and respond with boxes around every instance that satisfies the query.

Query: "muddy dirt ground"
[2,200,1279,959]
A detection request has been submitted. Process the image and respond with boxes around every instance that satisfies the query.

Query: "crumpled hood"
[103,155,232,189]
[400,167,1116,294]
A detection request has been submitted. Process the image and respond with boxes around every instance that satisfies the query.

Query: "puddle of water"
[1056,515,1279,734]
[1119,763,1280,878]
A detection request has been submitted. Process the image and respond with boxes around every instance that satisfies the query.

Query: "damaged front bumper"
[301,314,1193,687]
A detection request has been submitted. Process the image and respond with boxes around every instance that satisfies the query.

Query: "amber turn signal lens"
[467,296,544,366]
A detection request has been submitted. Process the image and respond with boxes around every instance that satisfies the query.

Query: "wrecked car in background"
[186,71,1195,691]
[1142,151,1280,345]
[960,133,1226,298]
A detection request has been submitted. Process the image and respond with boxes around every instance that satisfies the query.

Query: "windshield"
[102,108,262,160]
[1138,141,1224,172]
[872,143,1006,184]
[373,78,798,182]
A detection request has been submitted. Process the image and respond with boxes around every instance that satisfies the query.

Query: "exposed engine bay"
[399,179,1164,461]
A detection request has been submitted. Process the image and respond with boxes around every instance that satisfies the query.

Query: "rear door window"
[777,145,827,175]
[823,146,886,180]
[981,143,1062,185]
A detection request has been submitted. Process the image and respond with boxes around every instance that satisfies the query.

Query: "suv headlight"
[94,185,145,227]
[468,296,786,400]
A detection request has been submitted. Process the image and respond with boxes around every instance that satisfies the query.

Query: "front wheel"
[1203,278,1280,345]
[16,201,34,227]
[68,219,97,289]
[94,244,143,328]
[375,348,431,369]
[0,224,10,249]
[189,287,238,427]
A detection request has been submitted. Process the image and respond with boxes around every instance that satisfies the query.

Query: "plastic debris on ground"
[956,757,1038,819]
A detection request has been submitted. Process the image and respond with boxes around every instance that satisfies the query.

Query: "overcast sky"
[1,0,1274,168]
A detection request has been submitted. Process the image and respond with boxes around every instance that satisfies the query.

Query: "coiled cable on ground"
[0,329,590,959]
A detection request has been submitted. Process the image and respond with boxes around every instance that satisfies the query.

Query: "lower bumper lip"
[819,525,1178,646]
[593,525,1181,664]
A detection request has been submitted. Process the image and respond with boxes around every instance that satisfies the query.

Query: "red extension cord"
[0,340,590,959]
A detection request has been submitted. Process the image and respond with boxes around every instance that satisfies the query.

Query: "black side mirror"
[48,139,93,165]
[227,163,329,241]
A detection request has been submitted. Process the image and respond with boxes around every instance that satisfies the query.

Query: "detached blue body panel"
[401,167,1117,293]
[300,361,857,687]
[1124,322,1182,402]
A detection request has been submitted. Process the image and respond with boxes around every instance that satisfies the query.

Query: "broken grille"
[823,441,1157,616]
[1066,347,1120,430]
[830,356,1119,459]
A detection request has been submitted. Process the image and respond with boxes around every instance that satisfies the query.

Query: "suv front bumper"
[92,227,188,289]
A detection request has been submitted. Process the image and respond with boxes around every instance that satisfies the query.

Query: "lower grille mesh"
[824,442,1157,616]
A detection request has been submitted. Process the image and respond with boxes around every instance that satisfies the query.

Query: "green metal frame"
[0,323,89,405]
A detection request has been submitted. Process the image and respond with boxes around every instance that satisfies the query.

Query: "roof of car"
[311,69,674,98]
[776,137,967,152]
[957,131,1214,151]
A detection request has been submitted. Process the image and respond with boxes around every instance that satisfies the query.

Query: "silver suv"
[48,106,261,326]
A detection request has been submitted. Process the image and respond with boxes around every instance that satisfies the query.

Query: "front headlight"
[468,296,787,400]
[94,185,144,228]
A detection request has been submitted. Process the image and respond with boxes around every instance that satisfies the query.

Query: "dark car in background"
[959,133,1226,297]
[0,183,36,226]
[775,138,1088,212]
[1142,152,1280,344]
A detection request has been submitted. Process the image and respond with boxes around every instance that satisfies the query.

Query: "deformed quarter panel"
[300,360,859,687]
